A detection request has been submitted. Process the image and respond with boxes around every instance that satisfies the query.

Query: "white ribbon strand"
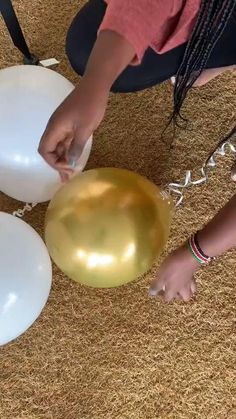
[168,137,236,207]
[13,203,37,218]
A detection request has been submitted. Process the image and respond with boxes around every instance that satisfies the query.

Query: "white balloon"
[0,65,92,203]
[0,212,52,345]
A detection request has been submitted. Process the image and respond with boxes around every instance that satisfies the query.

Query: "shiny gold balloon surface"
[45,168,173,288]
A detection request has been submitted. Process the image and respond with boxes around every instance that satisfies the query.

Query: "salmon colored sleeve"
[99,0,177,64]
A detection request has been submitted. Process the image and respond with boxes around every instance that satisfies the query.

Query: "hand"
[38,75,109,181]
[149,245,199,302]
[38,30,135,182]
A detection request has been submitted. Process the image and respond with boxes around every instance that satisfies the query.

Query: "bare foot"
[193,65,236,86]
[171,65,236,87]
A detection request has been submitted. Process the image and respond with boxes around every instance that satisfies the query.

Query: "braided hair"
[173,0,236,148]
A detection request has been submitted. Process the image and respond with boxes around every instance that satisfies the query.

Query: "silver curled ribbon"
[13,203,37,218]
[167,136,236,207]
[11,136,236,217]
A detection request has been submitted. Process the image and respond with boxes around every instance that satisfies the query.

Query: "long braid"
[173,0,236,123]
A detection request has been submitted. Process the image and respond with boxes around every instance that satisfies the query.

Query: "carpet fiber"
[0,1,236,418]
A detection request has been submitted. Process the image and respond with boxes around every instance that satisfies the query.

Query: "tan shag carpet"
[0,1,236,418]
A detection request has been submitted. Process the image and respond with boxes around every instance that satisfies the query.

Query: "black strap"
[0,0,38,63]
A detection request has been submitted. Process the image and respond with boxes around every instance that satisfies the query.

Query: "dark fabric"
[66,0,236,93]
[0,0,32,59]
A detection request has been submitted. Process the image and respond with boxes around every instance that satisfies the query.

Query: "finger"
[57,137,75,160]
[38,127,59,165]
[164,288,177,303]
[60,170,71,183]
[56,142,67,159]
[67,139,86,168]
[149,277,165,297]
[178,287,192,302]
[38,125,72,170]
[38,138,58,168]
[44,153,73,172]
[55,140,75,168]
[190,280,197,295]
[39,140,74,172]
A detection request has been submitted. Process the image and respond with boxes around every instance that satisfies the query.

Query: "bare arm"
[85,30,135,89]
[198,193,236,257]
[38,30,135,178]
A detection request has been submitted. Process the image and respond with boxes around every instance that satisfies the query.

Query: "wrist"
[69,75,110,112]
[197,230,218,258]
[187,233,216,266]
[81,72,111,96]
[181,245,200,271]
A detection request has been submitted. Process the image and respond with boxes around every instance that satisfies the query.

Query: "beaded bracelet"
[187,233,215,265]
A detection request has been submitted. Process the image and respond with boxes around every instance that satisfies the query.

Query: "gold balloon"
[45,168,173,288]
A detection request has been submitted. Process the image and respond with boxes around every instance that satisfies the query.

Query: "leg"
[193,7,236,86]
[66,0,106,79]
[66,0,236,93]
[0,0,37,63]
[192,65,236,87]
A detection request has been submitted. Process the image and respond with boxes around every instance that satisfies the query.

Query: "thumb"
[67,139,86,168]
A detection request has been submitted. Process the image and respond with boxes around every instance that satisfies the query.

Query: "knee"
[65,19,128,92]
[65,0,106,77]
[65,16,93,77]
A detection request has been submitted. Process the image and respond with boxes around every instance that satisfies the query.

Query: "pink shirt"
[100,0,201,63]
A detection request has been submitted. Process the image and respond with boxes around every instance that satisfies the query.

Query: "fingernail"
[148,287,158,296]
[69,159,77,169]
